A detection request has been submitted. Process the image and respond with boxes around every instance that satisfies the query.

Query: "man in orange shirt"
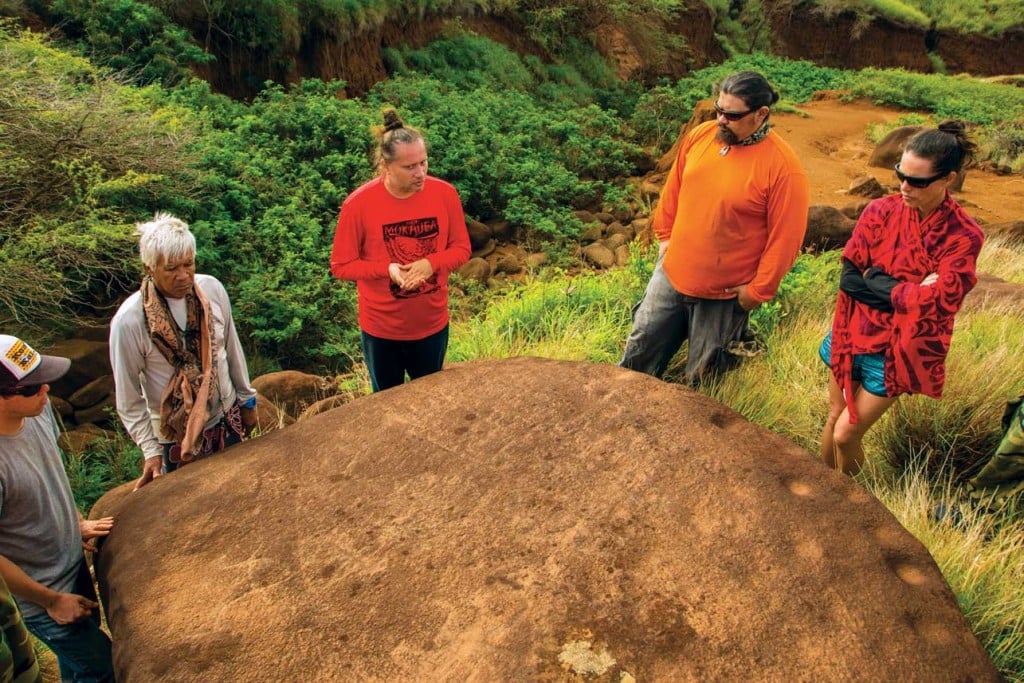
[620,70,809,384]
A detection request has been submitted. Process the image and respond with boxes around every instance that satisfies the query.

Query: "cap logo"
[5,339,38,376]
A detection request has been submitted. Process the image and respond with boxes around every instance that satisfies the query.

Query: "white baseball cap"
[0,335,71,390]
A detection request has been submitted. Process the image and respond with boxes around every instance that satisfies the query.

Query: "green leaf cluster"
[0,22,196,337]
[46,0,212,86]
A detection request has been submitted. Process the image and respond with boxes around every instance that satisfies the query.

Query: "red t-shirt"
[330,176,471,340]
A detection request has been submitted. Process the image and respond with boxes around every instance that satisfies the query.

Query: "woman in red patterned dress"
[820,121,985,475]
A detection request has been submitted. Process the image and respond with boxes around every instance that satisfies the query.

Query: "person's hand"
[133,455,163,491]
[46,592,97,625]
[80,517,113,552]
[387,262,406,288]
[400,259,434,290]
[727,284,760,311]
[921,272,939,286]
[658,240,670,259]
[240,405,258,436]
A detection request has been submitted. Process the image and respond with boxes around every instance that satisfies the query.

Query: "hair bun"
[382,108,404,133]
[937,119,966,137]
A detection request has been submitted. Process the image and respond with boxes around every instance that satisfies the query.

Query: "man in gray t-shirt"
[0,335,115,682]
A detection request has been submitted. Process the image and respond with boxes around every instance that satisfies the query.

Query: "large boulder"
[92,359,999,682]
[868,126,921,169]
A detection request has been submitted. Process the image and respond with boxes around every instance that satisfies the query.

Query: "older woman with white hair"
[110,212,258,490]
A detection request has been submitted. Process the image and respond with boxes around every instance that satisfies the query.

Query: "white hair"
[135,212,196,270]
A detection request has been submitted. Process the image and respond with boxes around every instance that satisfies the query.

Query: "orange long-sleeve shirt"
[652,120,809,302]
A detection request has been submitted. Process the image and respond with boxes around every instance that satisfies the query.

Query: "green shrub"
[0,23,196,338]
[849,69,1024,125]
[865,113,933,143]
[368,74,643,235]
[47,0,212,86]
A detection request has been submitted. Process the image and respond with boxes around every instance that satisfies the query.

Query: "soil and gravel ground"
[772,96,1024,225]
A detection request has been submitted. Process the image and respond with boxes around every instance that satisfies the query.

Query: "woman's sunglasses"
[0,384,45,398]
[894,163,948,189]
[713,103,754,122]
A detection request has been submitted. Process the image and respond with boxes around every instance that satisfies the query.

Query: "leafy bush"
[865,113,933,143]
[166,78,374,369]
[849,68,1024,125]
[59,426,143,513]
[47,0,212,86]
[631,54,852,151]
[0,23,195,337]
[368,74,644,235]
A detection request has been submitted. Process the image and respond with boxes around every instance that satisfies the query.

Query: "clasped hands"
[388,259,433,291]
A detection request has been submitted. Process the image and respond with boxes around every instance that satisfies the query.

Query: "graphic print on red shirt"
[384,217,440,298]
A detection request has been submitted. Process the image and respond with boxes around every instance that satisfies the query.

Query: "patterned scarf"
[141,276,213,460]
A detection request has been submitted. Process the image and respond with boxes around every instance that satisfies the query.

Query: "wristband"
[240,396,257,410]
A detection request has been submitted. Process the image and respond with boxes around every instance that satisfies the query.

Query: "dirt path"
[772,96,1024,225]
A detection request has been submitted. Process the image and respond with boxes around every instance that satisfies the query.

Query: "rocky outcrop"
[768,3,1024,77]
[92,358,999,682]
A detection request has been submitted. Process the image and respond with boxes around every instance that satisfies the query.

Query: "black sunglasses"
[713,102,754,122]
[1,384,45,398]
[894,163,948,189]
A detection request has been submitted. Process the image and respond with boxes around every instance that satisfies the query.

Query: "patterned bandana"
[737,119,771,146]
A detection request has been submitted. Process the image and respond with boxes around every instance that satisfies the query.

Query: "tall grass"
[448,266,642,363]
[868,468,1024,679]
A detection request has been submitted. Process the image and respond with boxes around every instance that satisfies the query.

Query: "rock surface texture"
[93,358,1000,682]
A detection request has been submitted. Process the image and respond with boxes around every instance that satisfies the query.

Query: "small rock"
[494,256,523,276]
[457,258,492,283]
[68,375,115,410]
[582,243,616,269]
[465,218,492,251]
[472,238,496,259]
[848,175,885,198]
[579,224,604,244]
[603,233,628,251]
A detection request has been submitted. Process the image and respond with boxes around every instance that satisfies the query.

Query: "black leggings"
[360,324,449,392]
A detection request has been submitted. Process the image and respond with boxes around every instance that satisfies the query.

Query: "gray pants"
[620,262,750,384]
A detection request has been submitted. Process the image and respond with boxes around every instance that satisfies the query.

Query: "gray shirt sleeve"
[110,294,164,460]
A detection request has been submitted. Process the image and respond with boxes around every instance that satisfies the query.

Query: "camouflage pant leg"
[966,399,1024,510]
[0,577,41,683]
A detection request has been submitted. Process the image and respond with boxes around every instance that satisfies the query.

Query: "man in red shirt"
[331,109,471,392]
[620,71,809,385]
